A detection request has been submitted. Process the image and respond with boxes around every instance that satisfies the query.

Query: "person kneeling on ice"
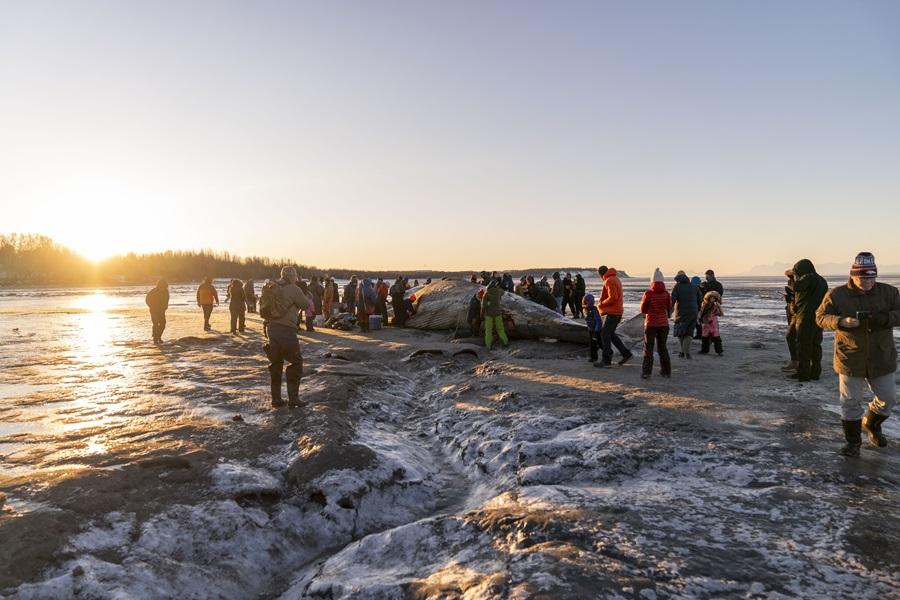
[481,280,509,350]
[640,269,672,378]
[816,252,900,457]
[698,291,724,355]
[145,279,169,343]
[260,266,312,409]
[583,294,602,363]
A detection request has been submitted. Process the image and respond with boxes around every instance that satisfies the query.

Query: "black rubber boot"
[285,360,303,408]
[840,420,862,457]
[269,364,285,407]
[862,410,888,448]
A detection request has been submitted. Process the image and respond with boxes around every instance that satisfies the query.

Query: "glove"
[870,312,891,329]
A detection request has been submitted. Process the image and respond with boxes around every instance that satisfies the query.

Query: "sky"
[1,1,899,275]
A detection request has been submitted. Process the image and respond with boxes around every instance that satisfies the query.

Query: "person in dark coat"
[562,273,574,317]
[501,273,515,293]
[343,277,358,313]
[145,279,169,343]
[691,276,704,339]
[243,279,257,313]
[782,270,799,373]
[583,293,602,362]
[310,276,325,315]
[467,289,484,337]
[298,280,315,332]
[390,276,407,327]
[225,278,247,334]
[697,270,724,341]
[700,269,724,297]
[331,279,341,313]
[551,272,564,314]
[529,283,559,311]
[671,271,701,359]
[573,274,586,318]
[790,259,828,382]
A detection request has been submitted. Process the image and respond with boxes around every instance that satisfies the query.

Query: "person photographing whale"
[816,252,900,457]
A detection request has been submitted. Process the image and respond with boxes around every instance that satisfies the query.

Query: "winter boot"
[781,360,799,373]
[268,364,285,407]
[840,420,862,457]
[285,361,303,408]
[861,410,888,448]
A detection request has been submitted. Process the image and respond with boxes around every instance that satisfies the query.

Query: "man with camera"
[816,252,900,457]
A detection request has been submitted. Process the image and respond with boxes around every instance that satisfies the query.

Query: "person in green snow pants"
[481,281,509,350]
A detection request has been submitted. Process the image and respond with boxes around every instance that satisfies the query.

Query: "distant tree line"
[0,233,612,286]
[0,234,93,284]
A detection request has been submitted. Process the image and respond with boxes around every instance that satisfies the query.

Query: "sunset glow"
[2,2,900,274]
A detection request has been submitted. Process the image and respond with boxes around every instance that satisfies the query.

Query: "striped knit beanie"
[851,252,877,278]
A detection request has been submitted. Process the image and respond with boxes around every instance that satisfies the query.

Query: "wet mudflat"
[1,297,899,599]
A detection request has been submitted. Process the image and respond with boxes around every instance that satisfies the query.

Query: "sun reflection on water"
[62,291,130,436]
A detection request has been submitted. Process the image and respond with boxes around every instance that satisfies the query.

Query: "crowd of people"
[143,252,899,457]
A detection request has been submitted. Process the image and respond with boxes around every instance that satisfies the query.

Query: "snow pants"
[484,315,508,350]
[839,373,896,421]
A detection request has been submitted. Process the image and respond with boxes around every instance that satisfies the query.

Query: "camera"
[856,310,871,321]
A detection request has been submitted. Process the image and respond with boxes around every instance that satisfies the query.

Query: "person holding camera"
[816,252,900,457]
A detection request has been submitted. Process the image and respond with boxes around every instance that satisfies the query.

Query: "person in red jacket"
[595,265,633,367]
[640,268,673,379]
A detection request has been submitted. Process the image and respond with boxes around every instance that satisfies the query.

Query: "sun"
[46,172,156,263]
[78,242,117,263]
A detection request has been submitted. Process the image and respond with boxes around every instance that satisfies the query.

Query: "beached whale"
[403,279,643,345]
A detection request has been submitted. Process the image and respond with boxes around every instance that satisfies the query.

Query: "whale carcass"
[403,279,643,345]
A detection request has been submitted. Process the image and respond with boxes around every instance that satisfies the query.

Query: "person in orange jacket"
[196,276,220,331]
[375,278,390,324]
[595,265,633,367]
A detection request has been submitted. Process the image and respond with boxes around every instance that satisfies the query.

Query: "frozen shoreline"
[2,299,900,598]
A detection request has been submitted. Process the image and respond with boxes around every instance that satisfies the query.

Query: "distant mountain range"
[740,261,900,277]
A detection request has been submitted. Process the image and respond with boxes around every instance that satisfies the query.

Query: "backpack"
[259,280,289,321]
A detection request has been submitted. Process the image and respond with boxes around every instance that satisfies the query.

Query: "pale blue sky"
[2,1,899,273]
